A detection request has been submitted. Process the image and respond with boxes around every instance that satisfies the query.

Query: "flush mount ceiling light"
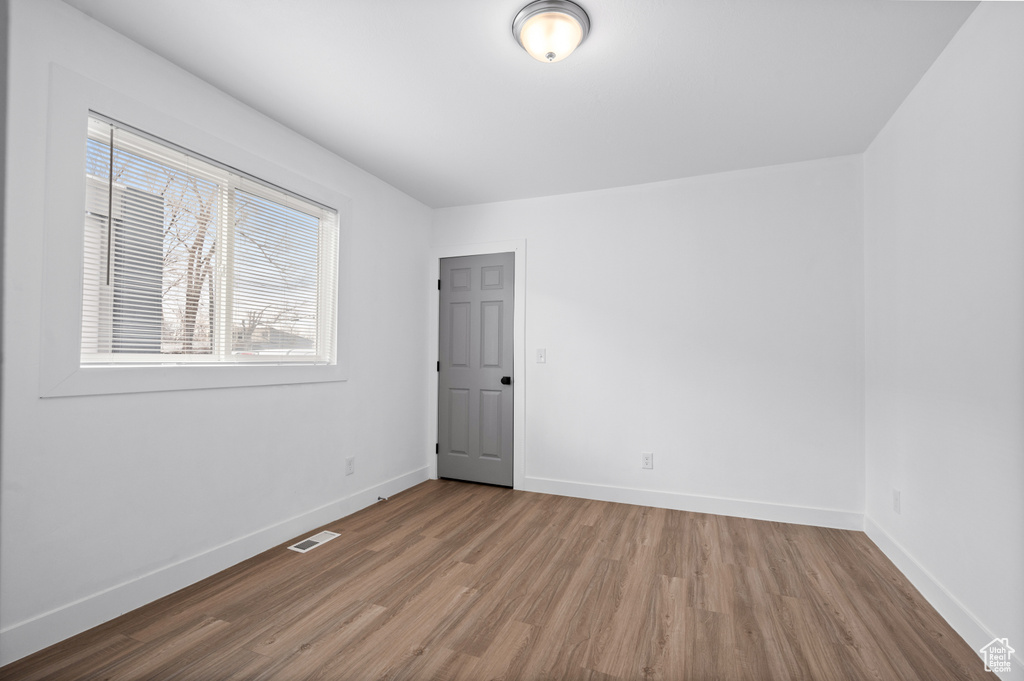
[513,0,591,63]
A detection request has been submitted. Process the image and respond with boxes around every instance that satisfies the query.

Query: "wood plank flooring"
[0,480,994,680]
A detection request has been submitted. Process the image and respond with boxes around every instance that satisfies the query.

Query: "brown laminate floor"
[0,479,994,680]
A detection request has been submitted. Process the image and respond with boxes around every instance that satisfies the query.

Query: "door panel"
[479,390,503,459]
[449,302,471,367]
[448,388,471,456]
[438,252,514,486]
[481,301,503,367]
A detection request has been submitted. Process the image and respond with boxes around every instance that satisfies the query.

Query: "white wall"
[433,156,865,528]
[0,0,431,664]
[863,2,1024,670]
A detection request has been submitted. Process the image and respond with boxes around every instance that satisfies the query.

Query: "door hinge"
[436,361,440,372]
[435,442,439,454]
[437,279,441,290]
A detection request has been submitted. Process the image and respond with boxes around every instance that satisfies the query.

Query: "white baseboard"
[522,476,863,530]
[864,516,1024,681]
[0,466,430,667]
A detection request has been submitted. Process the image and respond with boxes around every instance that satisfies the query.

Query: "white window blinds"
[81,115,339,365]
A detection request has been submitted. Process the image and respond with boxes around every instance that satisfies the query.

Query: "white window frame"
[81,116,340,366]
[39,66,350,397]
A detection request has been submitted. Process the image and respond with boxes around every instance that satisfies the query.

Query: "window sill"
[41,362,348,398]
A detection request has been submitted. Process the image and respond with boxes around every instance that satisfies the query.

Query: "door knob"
[500,376,512,385]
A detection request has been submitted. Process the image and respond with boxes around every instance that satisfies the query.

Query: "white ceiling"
[61,0,977,208]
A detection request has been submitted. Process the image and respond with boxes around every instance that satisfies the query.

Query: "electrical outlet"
[536,348,547,363]
[642,452,654,469]
[345,457,355,476]
[892,489,901,514]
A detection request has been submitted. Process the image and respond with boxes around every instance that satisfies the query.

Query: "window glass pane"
[231,190,320,357]
[82,125,220,357]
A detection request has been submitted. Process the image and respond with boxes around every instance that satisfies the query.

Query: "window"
[81,115,339,366]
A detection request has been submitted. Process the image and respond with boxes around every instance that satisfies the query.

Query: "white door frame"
[428,240,526,489]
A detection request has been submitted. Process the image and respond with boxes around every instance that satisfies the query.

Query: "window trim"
[39,66,350,397]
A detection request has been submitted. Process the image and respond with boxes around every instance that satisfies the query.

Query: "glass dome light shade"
[513,1,590,63]
[519,12,583,62]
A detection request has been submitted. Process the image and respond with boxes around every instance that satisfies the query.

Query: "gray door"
[438,253,514,486]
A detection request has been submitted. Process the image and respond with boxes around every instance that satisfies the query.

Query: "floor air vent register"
[287,531,340,553]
